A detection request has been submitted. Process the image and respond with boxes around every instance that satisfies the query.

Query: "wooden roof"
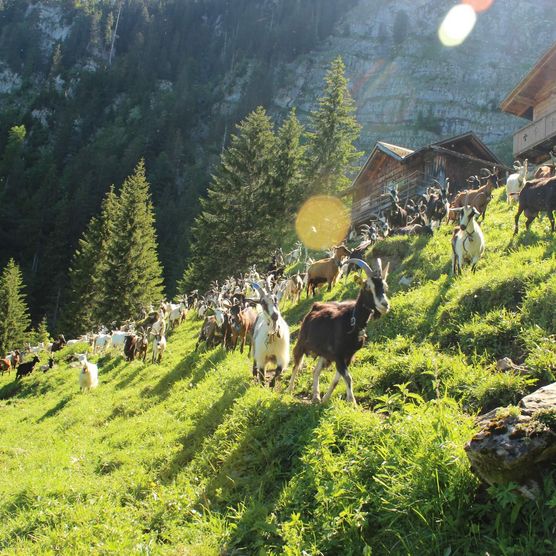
[500,42,556,119]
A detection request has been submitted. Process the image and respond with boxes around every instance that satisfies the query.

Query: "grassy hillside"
[1,189,556,555]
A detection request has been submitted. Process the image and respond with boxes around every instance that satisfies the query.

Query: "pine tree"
[274,108,307,218]
[181,107,277,290]
[306,57,362,196]
[100,160,164,325]
[35,316,51,346]
[61,187,118,336]
[0,259,31,354]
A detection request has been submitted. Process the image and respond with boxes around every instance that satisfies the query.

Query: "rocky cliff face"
[271,0,556,159]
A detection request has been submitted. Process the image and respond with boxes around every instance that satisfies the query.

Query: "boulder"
[465,383,556,486]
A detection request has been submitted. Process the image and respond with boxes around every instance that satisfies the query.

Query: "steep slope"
[1,190,556,554]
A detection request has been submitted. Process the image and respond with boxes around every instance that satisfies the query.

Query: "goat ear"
[473,207,480,218]
[382,262,390,281]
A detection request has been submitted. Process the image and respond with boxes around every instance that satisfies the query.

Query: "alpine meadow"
[1,1,556,555]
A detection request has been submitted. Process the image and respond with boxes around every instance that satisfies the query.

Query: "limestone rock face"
[465,383,556,486]
[271,0,556,159]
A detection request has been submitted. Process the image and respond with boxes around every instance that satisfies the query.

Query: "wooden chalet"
[351,132,505,226]
[500,42,556,163]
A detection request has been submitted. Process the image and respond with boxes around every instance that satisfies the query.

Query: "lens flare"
[295,196,350,251]
[438,4,477,47]
[462,0,494,13]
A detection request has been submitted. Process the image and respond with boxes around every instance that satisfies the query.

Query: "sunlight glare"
[462,0,494,13]
[438,4,477,47]
[295,196,350,251]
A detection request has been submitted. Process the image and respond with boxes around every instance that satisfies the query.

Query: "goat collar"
[348,294,377,334]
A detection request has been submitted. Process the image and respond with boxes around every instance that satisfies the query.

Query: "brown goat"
[306,245,351,297]
[229,305,258,355]
[448,168,499,222]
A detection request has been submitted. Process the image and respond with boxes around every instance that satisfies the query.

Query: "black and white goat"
[249,282,290,389]
[287,258,390,404]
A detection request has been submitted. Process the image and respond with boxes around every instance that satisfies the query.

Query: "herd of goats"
[1,155,555,403]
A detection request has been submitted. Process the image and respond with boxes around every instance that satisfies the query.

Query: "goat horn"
[248,282,266,297]
[479,167,491,177]
[345,258,374,279]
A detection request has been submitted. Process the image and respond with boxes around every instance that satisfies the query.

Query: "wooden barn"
[500,42,556,163]
[350,132,505,226]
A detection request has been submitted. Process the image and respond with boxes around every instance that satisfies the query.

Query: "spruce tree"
[36,316,51,346]
[306,57,362,195]
[0,259,31,354]
[181,107,277,289]
[61,187,118,336]
[274,108,307,218]
[101,160,164,325]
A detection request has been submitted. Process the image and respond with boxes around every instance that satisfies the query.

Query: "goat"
[249,282,290,389]
[51,335,67,353]
[78,354,99,391]
[0,356,12,375]
[124,334,138,362]
[282,273,304,304]
[514,175,556,234]
[306,244,351,296]
[195,308,228,351]
[450,204,485,274]
[506,160,528,204]
[136,329,149,363]
[40,358,54,373]
[168,302,187,330]
[110,331,127,351]
[287,258,390,404]
[229,304,259,354]
[449,168,498,222]
[15,356,40,381]
[425,179,450,225]
[93,333,111,353]
[152,334,167,364]
[389,222,433,236]
[386,185,408,228]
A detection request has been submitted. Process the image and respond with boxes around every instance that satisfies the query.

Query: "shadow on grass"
[193,396,324,553]
[142,348,227,400]
[37,395,72,422]
[158,374,250,483]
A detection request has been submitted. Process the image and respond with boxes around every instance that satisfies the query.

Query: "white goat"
[168,302,187,330]
[152,335,167,364]
[93,333,111,353]
[110,331,127,350]
[506,159,528,204]
[78,354,99,391]
[249,282,290,389]
[450,205,485,274]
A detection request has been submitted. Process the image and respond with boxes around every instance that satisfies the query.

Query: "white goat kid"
[249,282,290,389]
[506,159,528,204]
[152,335,167,364]
[451,204,485,275]
[77,354,99,392]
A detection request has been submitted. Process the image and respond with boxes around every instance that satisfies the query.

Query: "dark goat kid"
[16,356,40,380]
[287,258,390,404]
[514,175,556,234]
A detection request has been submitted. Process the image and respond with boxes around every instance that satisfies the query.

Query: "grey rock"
[465,383,556,486]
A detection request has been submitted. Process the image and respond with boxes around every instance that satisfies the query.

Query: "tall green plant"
[0,259,30,353]
[182,107,278,290]
[100,160,164,325]
[306,56,362,195]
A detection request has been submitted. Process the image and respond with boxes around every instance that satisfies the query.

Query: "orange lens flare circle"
[295,196,351,251]
[462,0,494,13]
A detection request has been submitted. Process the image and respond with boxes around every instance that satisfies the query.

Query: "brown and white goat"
[287,258,390,404]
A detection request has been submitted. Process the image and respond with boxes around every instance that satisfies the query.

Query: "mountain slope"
[1,189,556,554]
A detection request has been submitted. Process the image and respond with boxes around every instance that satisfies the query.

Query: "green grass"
[1,189,556,554]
